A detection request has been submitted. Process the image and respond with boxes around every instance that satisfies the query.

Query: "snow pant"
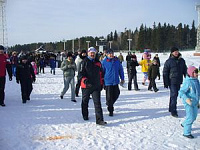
[182,105,198,135]
[12,65,17,77]
[148,78,157,91]
[105,85,120,113]
[81,87,104,124]
[75,76,81,96]
[20,79,33,103]
[0,77,6,105]
[128,73,138,90]
[169,84,180,114]
[61,76,75,100]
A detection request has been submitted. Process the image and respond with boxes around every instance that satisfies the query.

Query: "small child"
[16,55,36,103]
[178,66,200,139]
[148,59,160,92]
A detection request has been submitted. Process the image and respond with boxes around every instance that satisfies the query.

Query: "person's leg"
[169,84,180,116]
[60,77,70,97]
[128,73,133,90]
[27,80,33,100]
[70,77,75,101]
[133,74,139,90]
[0,77,6,105]
[92,90,104,123]
[183,105,193,136]
[81,88,90,120]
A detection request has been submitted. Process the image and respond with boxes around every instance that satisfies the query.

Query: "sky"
[5,0,200,46]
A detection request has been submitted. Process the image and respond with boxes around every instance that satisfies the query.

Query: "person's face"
[67,56,72,61]
[22,59,27,63]
[82,53,87,57]
[0,50,4,54]
[193,69,199,78]
[107,53,114,58]
[172,51,179,57]
[88,52,96,59]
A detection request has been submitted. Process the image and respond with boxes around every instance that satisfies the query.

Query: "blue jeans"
[61,76,75,100]
[169,84,180,114]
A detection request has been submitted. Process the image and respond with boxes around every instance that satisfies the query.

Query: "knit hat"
[187,66,197,77]
[81,49,87,54]
[0,45,4,50]
[67,52,73,57]
[171,47,179,53]
[88,47,96,53]
[106,49,114,54]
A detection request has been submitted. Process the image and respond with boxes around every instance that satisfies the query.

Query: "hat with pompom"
[187,66,197,77]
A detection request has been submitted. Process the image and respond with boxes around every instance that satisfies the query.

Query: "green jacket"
[61,58,76,77]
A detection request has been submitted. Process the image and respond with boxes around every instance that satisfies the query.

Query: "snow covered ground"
[0,50,200,150]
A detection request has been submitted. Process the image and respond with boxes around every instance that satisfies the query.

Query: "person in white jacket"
[75,50,87,97]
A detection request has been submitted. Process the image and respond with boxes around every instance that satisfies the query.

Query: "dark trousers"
[39,67,44,73]
[20,79,33,103]
[148,78,157,91]
[75,76,81,96]
[81,88,104,124]
[105,85,120,113]
[169,84,180,114]
[0,77,6,105]
[128,73,138,90]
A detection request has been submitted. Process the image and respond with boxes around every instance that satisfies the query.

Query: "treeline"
[9,21,196,53]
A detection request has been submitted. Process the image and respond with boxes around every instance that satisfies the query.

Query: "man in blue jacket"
[163,47,187,117]
[102,49,124,116]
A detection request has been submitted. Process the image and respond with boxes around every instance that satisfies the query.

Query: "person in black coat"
[163,47,187,117]
[127,55,140,91]
[16,55,36,104]
[79,47,107,125]
[148,59,160,92]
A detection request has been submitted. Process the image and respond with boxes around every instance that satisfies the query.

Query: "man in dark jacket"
[127,55,140,91]
[16,55,36,103]
[79,47,107,125]
[163,47,187,117]
[0,45,12,106]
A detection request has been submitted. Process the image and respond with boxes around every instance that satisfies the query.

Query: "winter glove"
[9,76,12,81]
[16,80,19,84]
[84,79,92,88]
[164,84,168,89]
[186,99,192,106]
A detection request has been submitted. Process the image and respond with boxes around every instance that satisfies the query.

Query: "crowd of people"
[0,45,200,138]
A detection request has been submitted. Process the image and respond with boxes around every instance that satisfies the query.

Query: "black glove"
[9,77,12,81]
[16,80,19,84]
[164,85,168,89]
[84,79,92,88]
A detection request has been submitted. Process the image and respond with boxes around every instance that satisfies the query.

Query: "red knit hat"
[187,66,197,77]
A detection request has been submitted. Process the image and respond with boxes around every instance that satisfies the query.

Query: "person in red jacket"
[0,45,12,106]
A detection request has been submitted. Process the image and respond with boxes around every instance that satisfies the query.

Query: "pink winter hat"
[187,66,197,77]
